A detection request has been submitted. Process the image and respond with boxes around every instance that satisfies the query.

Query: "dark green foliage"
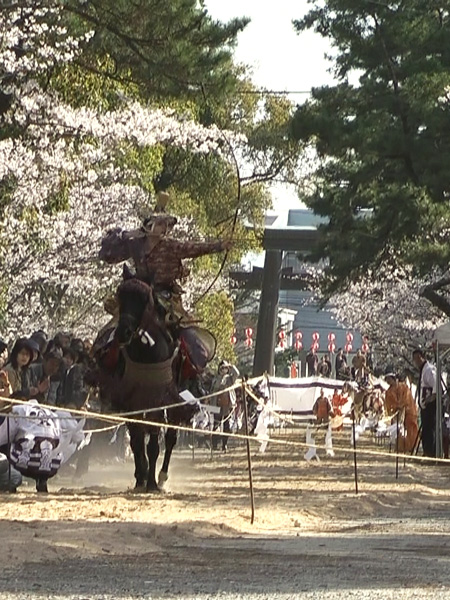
[291,1,450,297]
[64,0,249,103]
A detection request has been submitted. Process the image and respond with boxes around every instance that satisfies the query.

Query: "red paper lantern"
[346,332,354,343]
[328,342,336,353]
[312,341,319,352]
[245,338,253,348]
[279,339,286,349]
[327,332,336,342]
[312,331,320,342]
[230,335,237,345]
[295,340,303,351]
[345,343,353,353]
[362,343,369,353]
[294,331,303,340]
[279,330,286,340]
[362,335,369,344]
[245,327,253,338]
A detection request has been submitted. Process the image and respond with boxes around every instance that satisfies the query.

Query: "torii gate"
[252,224,320,376]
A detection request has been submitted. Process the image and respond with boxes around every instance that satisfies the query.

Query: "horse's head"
[116,278,156,346]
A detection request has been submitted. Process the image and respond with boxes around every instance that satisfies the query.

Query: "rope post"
[395,412,400,480]
[411,423,422,456]
[242,380,255,524]
[210,420,213,461]
[351,408,359,495]
[7,416,11,492]
[191,423,195,462]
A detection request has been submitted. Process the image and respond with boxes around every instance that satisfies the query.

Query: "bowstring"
[193,84,242,306]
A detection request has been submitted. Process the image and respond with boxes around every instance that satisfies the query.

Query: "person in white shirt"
[413,349,437,457]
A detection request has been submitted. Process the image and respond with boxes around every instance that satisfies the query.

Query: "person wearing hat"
[384,372,418,453]
[26,338,41,363]
[30,331,48,362]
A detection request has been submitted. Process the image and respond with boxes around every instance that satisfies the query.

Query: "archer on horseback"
[90,192,230,491]
[99,191,232,327]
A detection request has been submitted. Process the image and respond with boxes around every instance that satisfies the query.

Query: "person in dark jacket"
[26,351,62,403]
[57,348,87,409]
[318,356,330,378]
[306,349,319,376]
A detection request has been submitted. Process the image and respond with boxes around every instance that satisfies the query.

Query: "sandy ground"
[1,429,450,599]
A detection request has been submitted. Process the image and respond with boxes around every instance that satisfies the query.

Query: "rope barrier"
[0,373,261,424]
[0,389,447,465]
[196,375,261,402]
[84,423,123,434]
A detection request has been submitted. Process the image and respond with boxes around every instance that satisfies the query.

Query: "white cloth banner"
[268,376,347,418]
[267,376,387,420]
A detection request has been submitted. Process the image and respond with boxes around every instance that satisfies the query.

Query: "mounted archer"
[99,191,231,324]
[89,192,229,491]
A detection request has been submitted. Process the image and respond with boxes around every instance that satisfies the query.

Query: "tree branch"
[420,278,450,317]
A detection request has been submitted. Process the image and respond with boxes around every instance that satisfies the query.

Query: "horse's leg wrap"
[158,428,177,487]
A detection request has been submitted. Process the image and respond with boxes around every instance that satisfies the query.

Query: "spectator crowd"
[305,347,371,382]
[0,331,92,410]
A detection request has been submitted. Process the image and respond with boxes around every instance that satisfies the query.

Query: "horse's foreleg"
[158,427,177,488]
[146,429,160,492]
[128,425,148,490]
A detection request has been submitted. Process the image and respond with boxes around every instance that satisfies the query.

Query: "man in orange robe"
[384,374,419,453]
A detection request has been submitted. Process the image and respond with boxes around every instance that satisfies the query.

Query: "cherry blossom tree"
[329,263,447,368]
[0,1,245,338]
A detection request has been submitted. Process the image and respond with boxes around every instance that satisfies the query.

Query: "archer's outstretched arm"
[170,239,232,259]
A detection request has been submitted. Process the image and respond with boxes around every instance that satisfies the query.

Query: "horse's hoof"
[132,483,146,493]
[158,471,168,488]
[145,483,161,493]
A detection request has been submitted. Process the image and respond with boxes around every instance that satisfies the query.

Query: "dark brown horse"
[96,276,195,491]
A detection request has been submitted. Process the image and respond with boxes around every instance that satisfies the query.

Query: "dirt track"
[1,430,450,599]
